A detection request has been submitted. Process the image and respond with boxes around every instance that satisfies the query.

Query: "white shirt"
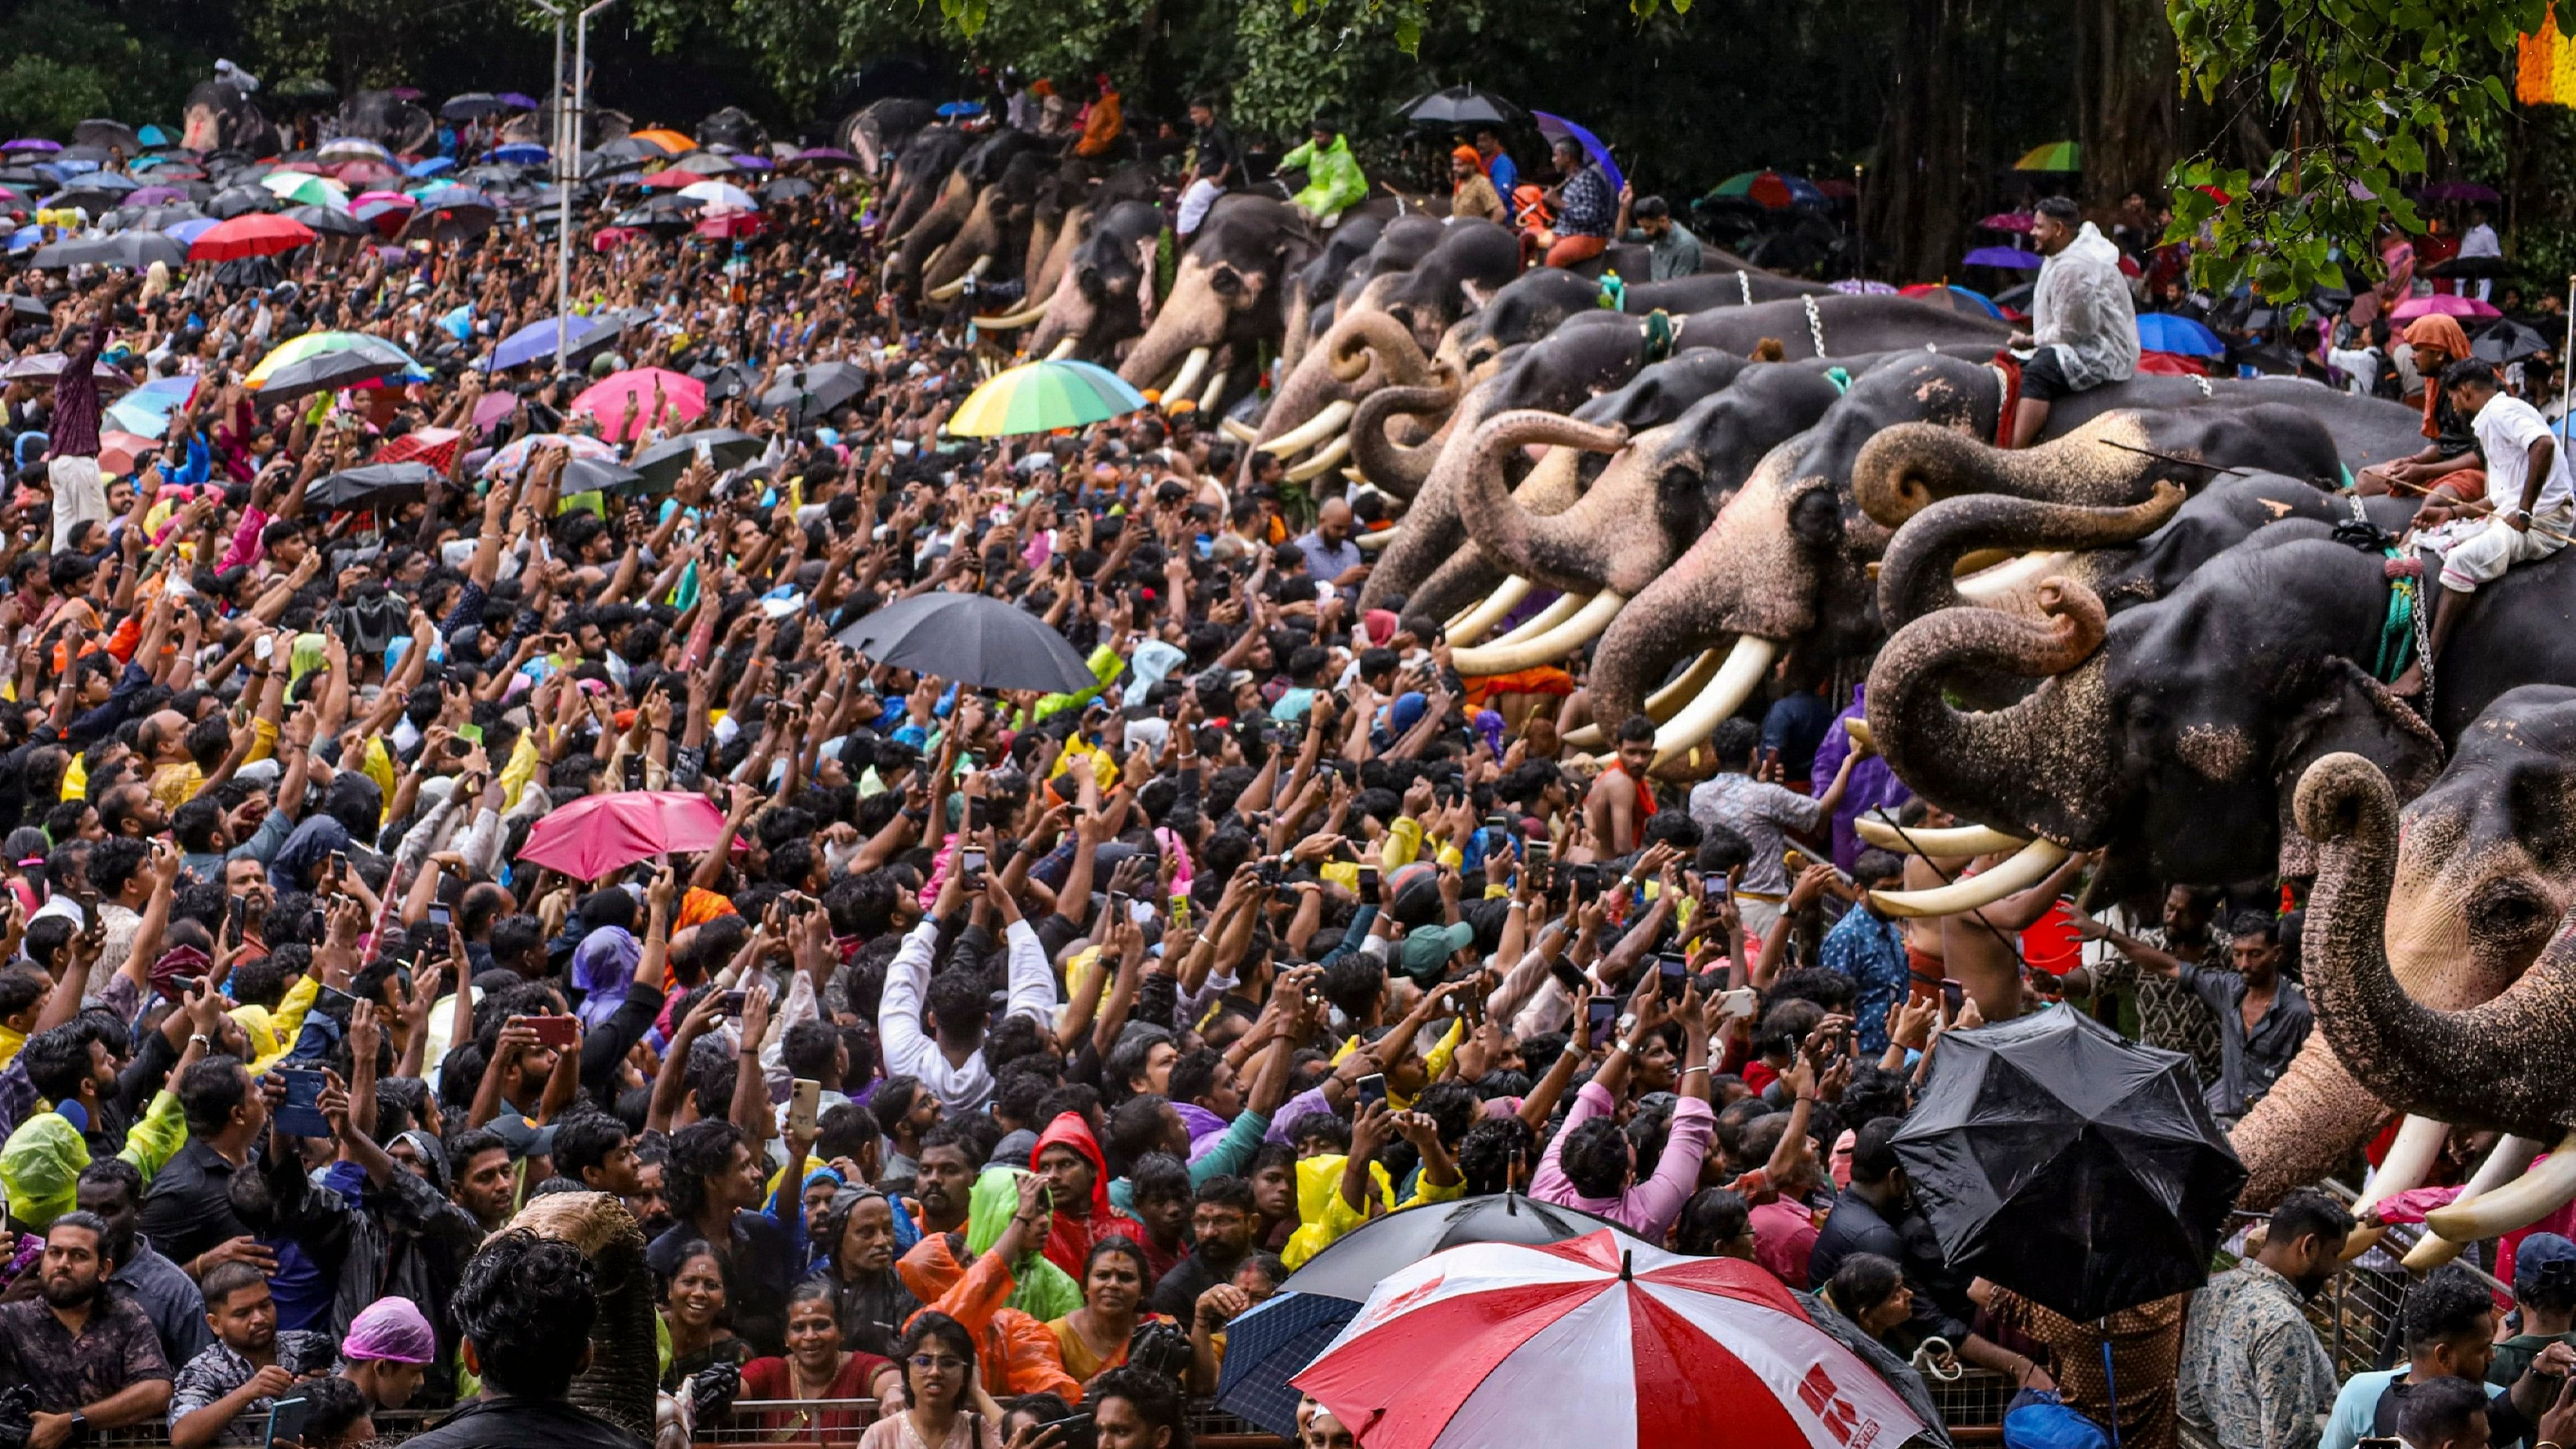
[2473,391,2573,515]
[877,916,1059,1115]
[2460,222,2503,260]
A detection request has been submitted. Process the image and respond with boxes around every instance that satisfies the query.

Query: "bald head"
[1317,497,1353,542]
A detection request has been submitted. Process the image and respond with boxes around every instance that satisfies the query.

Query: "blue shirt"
[1819,904,1909,1055]
[1486,151,1518,196]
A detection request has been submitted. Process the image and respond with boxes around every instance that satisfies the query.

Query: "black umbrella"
[43,187,131,215]
[759,362,868,425]
[29,232,186,270]
[2428,254,2509,280]
[560,456,645,494]
[762,176,816,203]
[119,204,205,230]
[256,347,415,403]
[693,361,759,404]
[630,428,762,489]
[287,204,369,238]
[1397,85,1525,129]
[834,592,1096,693]
[442,93,505,120]
[5,296,50,322]
[1891,1004,2246,1322]
[403,200,498,243]
[70,119,139,152]
[208,186,276,218]
[307,461,438,509]
[1279,1193,1631,1301]
[2476,318,2554,364]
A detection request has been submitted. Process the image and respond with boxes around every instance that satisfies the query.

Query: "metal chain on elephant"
[1803,294,1827,358]
[2193,374,2213,398]
[1737,270,1754,308]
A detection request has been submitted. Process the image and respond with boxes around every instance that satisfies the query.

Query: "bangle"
[1680,1065,1710,1078]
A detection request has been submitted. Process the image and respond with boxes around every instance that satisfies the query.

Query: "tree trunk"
[2075,0,2179,208]
[1863,0,1972,281]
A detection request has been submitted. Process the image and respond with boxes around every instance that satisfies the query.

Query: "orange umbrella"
[628,128,695,154]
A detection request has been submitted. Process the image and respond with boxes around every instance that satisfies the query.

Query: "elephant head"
[1433,268,1602,378]
[844,97,937,178]
[182,81,278,155]
[333,90,435,154]
[924,150,1048,302]
[1280,215,1387,377]
[1024,200,1164,364]
[1349,370,1464,499]
[696,106,768,152]
[1118,197,1311,400]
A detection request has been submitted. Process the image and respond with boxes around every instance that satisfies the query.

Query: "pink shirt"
[1530,1079,1714,1243]
[1751,1197,1819,1288]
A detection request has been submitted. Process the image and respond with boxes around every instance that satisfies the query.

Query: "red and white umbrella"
[1293,1229,1925,1449]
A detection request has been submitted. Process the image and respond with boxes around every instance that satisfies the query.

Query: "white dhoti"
[2439,507,2572,593]
[1177,178,1224,237]
[48,455,104,553]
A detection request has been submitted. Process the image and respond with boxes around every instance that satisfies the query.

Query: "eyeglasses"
[908,1354,970,1373]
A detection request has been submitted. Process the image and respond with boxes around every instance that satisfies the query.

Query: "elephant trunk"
[1863,577,2118,847]
[2228,1039,2394,1207]
[1329,309,1439,386]
[1857,417,2192,528]
[1452,410,1630,595]
[2294,754,2576,1141]
[1877,483,2185,629]
[1349,374,1460,499]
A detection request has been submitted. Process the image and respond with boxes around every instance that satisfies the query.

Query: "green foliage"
[0,0,186,137]
[2165,0,2559,302]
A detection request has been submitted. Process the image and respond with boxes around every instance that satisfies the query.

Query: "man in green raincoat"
[1279,118,1368,228]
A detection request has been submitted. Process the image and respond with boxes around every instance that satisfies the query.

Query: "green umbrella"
[946,359,1149,437]
[2015,141,2081,172]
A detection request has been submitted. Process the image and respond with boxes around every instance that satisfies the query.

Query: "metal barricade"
[86,1399,1287,1449]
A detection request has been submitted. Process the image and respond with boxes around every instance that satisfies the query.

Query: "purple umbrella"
[1529,111,1623,195]
[388,87,425,101]
[497,93,539,110]
[792,147,859,167]
[1,140,61,154]
[125,185,188,206]
[2414,181,2501,203]
[728,153,773,171]
[1962,246,2043,270]
[1831,279,1899,295]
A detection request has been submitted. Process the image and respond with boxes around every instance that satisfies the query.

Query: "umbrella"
[260,171,347,210]
[2476,319,2553,364]
[1530,111,1623,195]
[833,591,1096,693]
[489,312,626,372]
[761,177,816,203]
[1,140,61,154]
[206,186,276,218]
[404,198,499,242]
[1293,1231,1927,1449]
[1962,245,2043,270]
[1711,169,1821,210]
[1891,1003,2245,1322]
[43,186,131,215]
[572,367,707,441]
[934,101,985,118]
[2415,181,2503,202]
[376,426,463,473]
[1978,211,2035,232]
[517,790,729,880]
[254,347,418,401]
[693,212,762,241]
[105,376,198,436]
[948,358,1147,437]
[627,128,696,154]
[162,217,220,245]
[406,156,456,178]
[120,185,189,207]
[727,153,773,172]
[2427,253,2509,279]
[307,461,439,509]
[189,212,318,261]
[2392,293,2502,320]
[2016,140,2082,171]
[98,431,162,475]
[1899,281,2006,320]
[630,428,762,488]
[1397,85,1525,129]
[286,204,368,238]
[481,432,622,478]
[2136,312,2225,358]
[559,456,645,494]
[0,352,130,387]
[499,93,539,110]
[638,167,700,190]
[676,180,757,212]
[246,331,424,390]
[29,232,186,270]
[1279,1192,1634,1302]
[70,120,138,151]
[486,143,549,166]
[1215,1293,1359,1437]
[758,362,867,424]
[442,93,505,120]
[791,147,860,168]
[315,137,392,164]
[672,151,739,176]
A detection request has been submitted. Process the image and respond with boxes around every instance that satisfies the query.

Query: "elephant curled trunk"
[1329,310,1441,388]
[2295,754,2576,1141]
[1856,421,2173,529]
[1877,483,2185,630]
[1863,577,2118,848]
[1349,372,1460,499]
[1454,410,1630,593]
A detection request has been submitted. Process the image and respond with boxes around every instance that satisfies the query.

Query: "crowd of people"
[0,63,2554,1449]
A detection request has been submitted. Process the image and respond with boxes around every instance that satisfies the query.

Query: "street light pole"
[527,0,571,371]
[558,0,622,378]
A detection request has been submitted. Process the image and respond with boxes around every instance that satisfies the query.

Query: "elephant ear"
[2269,657,2445,876]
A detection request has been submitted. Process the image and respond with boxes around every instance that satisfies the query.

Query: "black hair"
[20,1021,99,1105]
[2035,195,2082,224]
[1849,1115,1905,1187]
[452,1230,598,1398]
[666,1117,753,1221]
[2399,1374,2493,1449]
[1089,1365,1191,1446]
[2440,356,2500,394]
[1674,1189,1752,1255]
[1558,1117,1631,1199]
[178,1055,251,1137]
[2402,1264,2499,1351]
[1615,713,1656,746]
[2266,1187,2354,1255]
[1827,1252,1907,1320]
[896,1311,979,1414]
[550,1110,631,1186]
[298,1374,372,1444]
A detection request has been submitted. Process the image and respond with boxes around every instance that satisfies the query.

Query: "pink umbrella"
[591,226,644,251]
[352,190,415,208]
[573,367,706,442]
[471,389,517,433]
[1977,211,2034,232]
[2392,293,2501,320]
[517,790,730,880]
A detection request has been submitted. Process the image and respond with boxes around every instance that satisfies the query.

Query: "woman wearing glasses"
[858,1310,1063,1449]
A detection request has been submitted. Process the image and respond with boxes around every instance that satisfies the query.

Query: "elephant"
[2224,687,2576,1216]
[1021,200,1168,365]
[844,97,939,178]
[1280,214,1390,378]
[331,90,435,155]
[885,130,1054,300]
[874,126,972,248]
[1116,197,1319,412]
[1438,271,1978,379]
[695,106,768,154]
[180,81,278,156]
[922,150,1050,303]
[974,162,1161,332]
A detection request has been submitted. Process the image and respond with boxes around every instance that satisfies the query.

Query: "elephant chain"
[1804,294,1827,358]
[1737,270,1754,307]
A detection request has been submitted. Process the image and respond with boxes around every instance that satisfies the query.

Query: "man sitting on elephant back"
[1281,119,1368,229]
[2399,359,2575,697]
[2007,196,2139,448]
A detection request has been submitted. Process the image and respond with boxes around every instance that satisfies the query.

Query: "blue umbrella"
[485,143,549,166]
[5,225,41,255]
[406,156,456,178]
[137,125,170,147]
[935,101,986,117]
[2137,312,2225,358]
[162,216,220,244]
[488,312,625,372]
[1961,246,2043,270]
[1213,1293,1358,1438]
[1530,110,1624,195]
[107,376,196,437]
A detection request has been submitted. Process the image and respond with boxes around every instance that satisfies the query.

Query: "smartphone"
[1170,895,1191,930]
[1256,857,1283,887]
[264,1396,312,1449]
[454,723,485,746]
[328,850,348,881]
[1357,864,1379,904]
[968,796,988,832]
[621,752,645,790]
[1525,839,1552,872]
[525,1015,577,1049]
[1586,994,1621,1040]
[960,848,988,885]
[1355,1073,1389,1108]
[226,894,249,946]
[273,1070,332,1138]
[427,900,451,930]
[1658,953,1690,1002]
[1570,863,1601,900]
[1038,1414,1097,1449]
[1548,958,1588,994]
[789,1077,822,1136]
[444,736,471,760]
[169,974,204,997]
[313,983,360,1024]
[254,634,276,663]
[719,990,747,1015]
[1718,986,1760,1021]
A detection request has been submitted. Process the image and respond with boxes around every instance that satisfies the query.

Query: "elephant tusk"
[2338,1115,2451,1260]
[1355,525,1395,553]
[1650,637,1779,766]
[2425,1131,2576,1246]
[1165,347,1213,404]
[1854,818,2031,858]
[1564,649,1725,750]
[973,302,1050,330]
[1448,577,1536,646]
[1869,839,2071,918]
[1452,591,1626,675]
[1954,551,2077,605]
[1285,434,1353,483]
[1259,399,1357,457]
[925,254,992,302]
[1046,337,1079,361]
[1953,547,2018,575]
[1198,360,1229,414]
[922,241,948,274]
[1220,417,1259,444]
[1482,590,1588,649]
[2404,1133,2549,1269]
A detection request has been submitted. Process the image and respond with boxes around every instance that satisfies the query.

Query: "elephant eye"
[1211,269,1242,297]
[1658,465,1697,495]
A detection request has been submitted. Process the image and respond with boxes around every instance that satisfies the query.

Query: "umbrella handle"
[1909,1336,1965,1382]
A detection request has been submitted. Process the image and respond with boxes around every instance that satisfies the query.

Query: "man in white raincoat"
[2008,196,2140,447]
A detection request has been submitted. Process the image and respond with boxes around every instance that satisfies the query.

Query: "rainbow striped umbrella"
[948,359,1148,437]
[244,331,423,389]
